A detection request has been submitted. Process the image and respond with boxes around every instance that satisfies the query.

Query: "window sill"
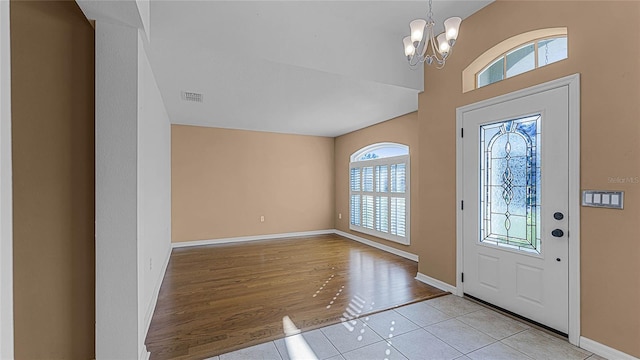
[349,225,410,246]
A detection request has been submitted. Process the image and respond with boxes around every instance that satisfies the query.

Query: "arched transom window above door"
[463,28,568,93]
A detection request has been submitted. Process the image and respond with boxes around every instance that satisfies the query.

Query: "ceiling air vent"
[181,91,203,103]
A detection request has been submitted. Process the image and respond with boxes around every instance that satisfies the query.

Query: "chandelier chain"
[427,0,434,23]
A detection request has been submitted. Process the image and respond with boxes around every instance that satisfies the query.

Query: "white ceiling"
[144,1,492,137]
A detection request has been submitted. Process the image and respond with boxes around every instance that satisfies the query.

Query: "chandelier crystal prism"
[402,0,462,69]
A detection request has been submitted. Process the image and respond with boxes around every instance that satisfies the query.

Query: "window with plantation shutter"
[349,143,410,245]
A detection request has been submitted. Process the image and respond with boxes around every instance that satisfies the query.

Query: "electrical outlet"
[339,213,342,219]
[260,215,265,222]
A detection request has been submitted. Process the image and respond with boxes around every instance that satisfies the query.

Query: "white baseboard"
[139,345,150,360]
[140,245,172,360]
[172,230,335,248]
[415,272,458,294]
[143,246,171,329]
[334,230,418,262]
[580,336,639,360]
[173,229,419,263]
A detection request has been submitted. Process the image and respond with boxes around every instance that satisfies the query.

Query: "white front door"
[461,86,569,334]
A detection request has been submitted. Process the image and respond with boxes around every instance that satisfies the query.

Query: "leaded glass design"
[480,114,541,254]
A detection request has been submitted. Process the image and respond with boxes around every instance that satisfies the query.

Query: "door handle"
[552,229,564,237]
[553,212,564,220]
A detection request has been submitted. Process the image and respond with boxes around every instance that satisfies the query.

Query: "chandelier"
[402,0,462,69]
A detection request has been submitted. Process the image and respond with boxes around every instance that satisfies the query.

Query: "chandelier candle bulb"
[444,16,462,43]
[403,36,415,57]
[437,33,450,56]
[410,19,427,44]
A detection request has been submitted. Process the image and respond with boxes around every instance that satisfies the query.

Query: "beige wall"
[172,125,335,242]
[335,112,421,255]
[10,1,95,358]
[418,1,639,357]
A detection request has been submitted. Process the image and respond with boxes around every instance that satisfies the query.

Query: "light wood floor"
[145,234,445,359]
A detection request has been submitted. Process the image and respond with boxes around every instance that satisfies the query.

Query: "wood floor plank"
[145,234,445,359]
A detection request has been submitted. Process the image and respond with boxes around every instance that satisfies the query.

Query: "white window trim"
[349,154,410,245]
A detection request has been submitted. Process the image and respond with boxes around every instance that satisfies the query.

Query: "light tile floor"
[210,295,607,360]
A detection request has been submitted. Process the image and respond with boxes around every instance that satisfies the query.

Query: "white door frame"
[455,74,581,345]
[0,1,14,358]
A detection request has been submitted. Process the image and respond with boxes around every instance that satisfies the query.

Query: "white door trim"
[0,1,14,358]
[456,74,581,345]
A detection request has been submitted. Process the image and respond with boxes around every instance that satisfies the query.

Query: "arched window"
[462,28,568,92]
[477,36,567,88]
[349,143,410,245]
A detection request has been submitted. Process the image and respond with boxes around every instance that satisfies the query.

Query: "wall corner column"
[95,20,140,359]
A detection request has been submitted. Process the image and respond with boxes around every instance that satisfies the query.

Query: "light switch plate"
[582,190,624,209]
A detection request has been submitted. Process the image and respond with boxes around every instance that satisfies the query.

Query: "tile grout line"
[469,337,535,359]
[316,327,342,359]
[451,308,532,342]
[421,321,499,356]
[272,339,286,360]
[385,338,412,360]
[322,317,383,356]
